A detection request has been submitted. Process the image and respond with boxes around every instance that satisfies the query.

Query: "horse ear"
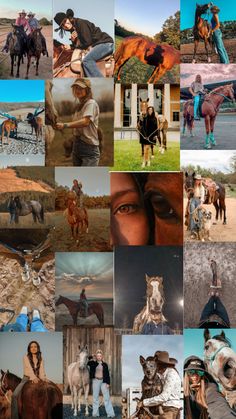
[221,330,226,339]
[78,345,81,350]
[192,171,196,178]
[159,277,163,284]
[185,172,188,178]
[147,98,149,102]
[85,344,88,350]
[140,356,145,365]
[145,274,150,282]
[0,369,4,375]
[140,98,142,102]
[204,328,211,342]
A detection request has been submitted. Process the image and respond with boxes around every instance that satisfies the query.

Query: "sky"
[122,335,183,391]
[181,150,235,173]
[184,329,236,359]
[51,78,113,104]
[55,167,110,195]
[0,81,45,103]
[0,155,45,167]
[53,0,114,44]
[0,332,63,383]
[115,0,179,37]
[115,247,183,330]
[0,0,52,20]
[180,64,236,87]
[181,0,236,30]
[55,252,113,299]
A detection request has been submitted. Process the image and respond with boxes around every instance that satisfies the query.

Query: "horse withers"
[67,346,90,416]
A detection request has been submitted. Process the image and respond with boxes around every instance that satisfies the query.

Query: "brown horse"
[9,24,26,78]
[184,171,227,224]
[0,370,63,419]
[55,295,104,325]
[53,39,114,78]
[114,36,180,83]
[26,28,45,79]
[0,119,17,145]
[26,113,43,141]
[182,84,235,147]
[192,3,213,63]
[66,193,89,244]
[0,385,10,419]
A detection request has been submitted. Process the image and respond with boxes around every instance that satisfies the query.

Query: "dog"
[193,207,212,241]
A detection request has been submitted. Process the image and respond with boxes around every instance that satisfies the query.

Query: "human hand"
[106,384,110,388]
[32,378,39,384]
[55,122,65,130]
[70,31,78,42]
[63,44,71,50]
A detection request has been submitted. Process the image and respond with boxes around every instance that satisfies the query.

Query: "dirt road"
[181,38,236,63]
[184,197,236,242]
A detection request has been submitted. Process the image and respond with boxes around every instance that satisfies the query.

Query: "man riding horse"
[53,8,114,77]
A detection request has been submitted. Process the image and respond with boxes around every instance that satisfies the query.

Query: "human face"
[187,370,203,384]
[73,85,88,100]
[62,18,73,31]
[96,352,103,362]
[29,342,39,355]
[147,107,154,116]
[110,173,149,246]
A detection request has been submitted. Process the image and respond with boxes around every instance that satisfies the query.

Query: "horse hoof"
[223,222,227,225]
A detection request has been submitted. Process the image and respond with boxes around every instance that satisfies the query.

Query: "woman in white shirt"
[189,174,205,239]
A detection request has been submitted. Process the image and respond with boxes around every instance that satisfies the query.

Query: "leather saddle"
[70,48,114,76]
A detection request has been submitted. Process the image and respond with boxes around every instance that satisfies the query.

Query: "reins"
[205,344,230,368]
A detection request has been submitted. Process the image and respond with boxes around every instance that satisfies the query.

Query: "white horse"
[68,345,90,416]
[133,274,167,333]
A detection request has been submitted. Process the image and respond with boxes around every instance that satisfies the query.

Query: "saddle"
[70,48,114,76]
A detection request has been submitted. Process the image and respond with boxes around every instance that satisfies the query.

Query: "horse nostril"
[223,360,236,379]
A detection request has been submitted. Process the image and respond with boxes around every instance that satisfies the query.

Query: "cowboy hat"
[19,9,26,15]
[54,9,75,28]
[194,174,202,180]
[184,356,213,380]
[155,351,178,366]
[27,11,35,17]
[71,79,91,89]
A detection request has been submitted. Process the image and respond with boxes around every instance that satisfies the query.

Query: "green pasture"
[115,36,179,84]
[112,139,180,171]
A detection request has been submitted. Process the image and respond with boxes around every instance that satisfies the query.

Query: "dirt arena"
[181,38,236,63]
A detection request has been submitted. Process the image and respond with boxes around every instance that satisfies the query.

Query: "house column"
[131,83,137,128]
[164,84,171,124]
[148,83,154,106]
[114,83,121,128]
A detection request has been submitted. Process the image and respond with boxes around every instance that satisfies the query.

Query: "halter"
[205,344,230,368]
[209,91,235,103]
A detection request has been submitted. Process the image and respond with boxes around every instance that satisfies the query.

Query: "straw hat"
[71,79,91,89]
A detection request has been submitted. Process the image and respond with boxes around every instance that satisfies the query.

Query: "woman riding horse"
[189,74,207,121]
[71,179,84,207]
[2,9,29,53]
[54,8,114,77]
[211,6,229,64]
[27,11,48,56]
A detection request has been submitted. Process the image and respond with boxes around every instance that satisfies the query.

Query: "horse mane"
[5,371,21,385]
[210,84,232,94]
[212,334,232,347]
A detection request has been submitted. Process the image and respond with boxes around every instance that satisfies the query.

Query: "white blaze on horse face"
[205,339,236,385]
[149,279,163,311]
[77,348,88,368]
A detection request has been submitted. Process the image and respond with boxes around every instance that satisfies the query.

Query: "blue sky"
[116,0,179,37]
[181,0,236,30]
[122,335,183,391]
[184,329,236,359]
[0,333,63,383]
[0,81,44,103]
[55,167,110,195]
[0,0,52,20]
[53,0,114,44]
[0,155,45,167]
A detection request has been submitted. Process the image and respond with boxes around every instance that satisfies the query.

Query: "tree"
[154,11,180,49]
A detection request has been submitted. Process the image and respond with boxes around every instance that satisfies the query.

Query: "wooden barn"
[63,326,122,396]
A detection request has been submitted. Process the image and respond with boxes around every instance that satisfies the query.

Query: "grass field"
[0,212,54,228]
[115,36,180,84]
[112,139,180,171]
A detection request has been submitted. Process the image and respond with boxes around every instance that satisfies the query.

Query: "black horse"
[184,172,227,224]
[193,3,213,63]
[26,112,43,141]
[26,28,48,79]
[9,24,27,78]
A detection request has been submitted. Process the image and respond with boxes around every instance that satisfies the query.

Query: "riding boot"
[204,134,211,149]
[209,132,216,146]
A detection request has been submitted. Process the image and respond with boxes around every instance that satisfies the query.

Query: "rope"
[136,127,160,145]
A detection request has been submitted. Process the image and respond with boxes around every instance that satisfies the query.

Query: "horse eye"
[205,345,209,350]
[149,193,178,220]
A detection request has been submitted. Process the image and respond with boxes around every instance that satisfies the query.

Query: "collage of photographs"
[0,0,236,418]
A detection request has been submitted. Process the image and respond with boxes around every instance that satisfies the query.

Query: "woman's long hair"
[72,86,93,112]
[184,372,208,419]
[27,341,42,378]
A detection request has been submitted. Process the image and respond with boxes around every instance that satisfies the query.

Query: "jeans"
[82,42,114,77]
[11,376,29,419]
[92,379,114,417]
[72,139,100,166]
[15,313,47,332]
[213,30,229,64]
[200,296,230,327]
[189,197,202,232]
[193,95,200,119]
[9,212,16,224]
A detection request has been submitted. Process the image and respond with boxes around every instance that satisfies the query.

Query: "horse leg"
[219,197,227,225]
[73,387,77,416]
[115,57,130,80]
[10,55,14,76]
[16,55,21,78]
[78,387,83,414]
[182,117,187,136]
[209,116,216,146]
[84,384,90,416]
[213,201,219,223]
[151,65,169,83]
[204,38,211,63]
[36,55,39,76]
[192,39,199,63]
[25,55,31,79]
[204,115,211,149]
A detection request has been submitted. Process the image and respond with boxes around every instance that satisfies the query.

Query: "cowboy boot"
[209,132,216,146]
[204,134,211,149]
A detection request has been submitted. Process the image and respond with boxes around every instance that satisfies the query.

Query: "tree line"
[182,155,236,184]
[0,191,55,212]
[13,167,55,189]
[181,21,236,44]
[55,186,110,210]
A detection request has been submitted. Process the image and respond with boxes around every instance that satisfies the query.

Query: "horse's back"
[20,381,62,419]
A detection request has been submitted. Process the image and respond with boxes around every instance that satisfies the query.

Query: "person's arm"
[104,363,111,386]
[200,185,205,204]
[212,15,220,32]
[56,116,91,130]
[143,369,179,406]
[23,355,38,382]
[189,84,196,96]
[206,382,236,418]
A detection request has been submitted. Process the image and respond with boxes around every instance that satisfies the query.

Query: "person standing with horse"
[56,78,101,166]
[210,5,229,64]
[11,341,49,419]
[189,74,207,120]
[184,356,236,418]
[54,8,114,77]
[188,174,205,239]
[87,349,115,418]
[138,106,159,168]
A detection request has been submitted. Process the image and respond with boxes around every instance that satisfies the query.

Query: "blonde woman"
[87,349,115,418]
[56,78,100,166]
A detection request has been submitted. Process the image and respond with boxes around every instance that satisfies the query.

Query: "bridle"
[205,343,230,368]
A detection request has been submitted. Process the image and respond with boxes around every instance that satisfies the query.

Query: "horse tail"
[40,205,44,223]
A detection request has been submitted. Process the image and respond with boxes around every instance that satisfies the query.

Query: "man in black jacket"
[54,8,114,77]
[87,349,115,417]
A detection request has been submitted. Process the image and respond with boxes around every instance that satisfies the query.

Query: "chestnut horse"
[204,329,236,408]
[0,370,63,419]
[0,119,17,145]
[26,28,46,79]
[184,171,227,224]
[66,193,89,244]
[182,84,235,144]
[192,3,212,63]
[114,36,180,83]
[55,295,104,325]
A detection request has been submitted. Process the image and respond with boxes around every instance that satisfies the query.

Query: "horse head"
[140,355,158,381]
[196,3,210,15]
[55,295,63,306]
[76,345,89,369]
[145,274,164,314]
[204,329,236,391]
[224,84,235,103]
[184,171,195,194]
[139,98,149,116]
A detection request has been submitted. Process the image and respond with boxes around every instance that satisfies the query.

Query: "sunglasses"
[187,369,205,377]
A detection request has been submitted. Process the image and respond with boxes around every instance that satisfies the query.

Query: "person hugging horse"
[210,5,229,64]
[54,8,114,77]
[188,174,205,239]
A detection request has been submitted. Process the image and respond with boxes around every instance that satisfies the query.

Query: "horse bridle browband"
[205,344,230,367]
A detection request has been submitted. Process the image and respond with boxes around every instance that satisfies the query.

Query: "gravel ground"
[0,123,45,155]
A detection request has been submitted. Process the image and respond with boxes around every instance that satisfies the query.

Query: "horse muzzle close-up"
[218,358,236,390]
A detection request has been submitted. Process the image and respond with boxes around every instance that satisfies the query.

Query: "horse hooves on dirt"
[223,221,227,225]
